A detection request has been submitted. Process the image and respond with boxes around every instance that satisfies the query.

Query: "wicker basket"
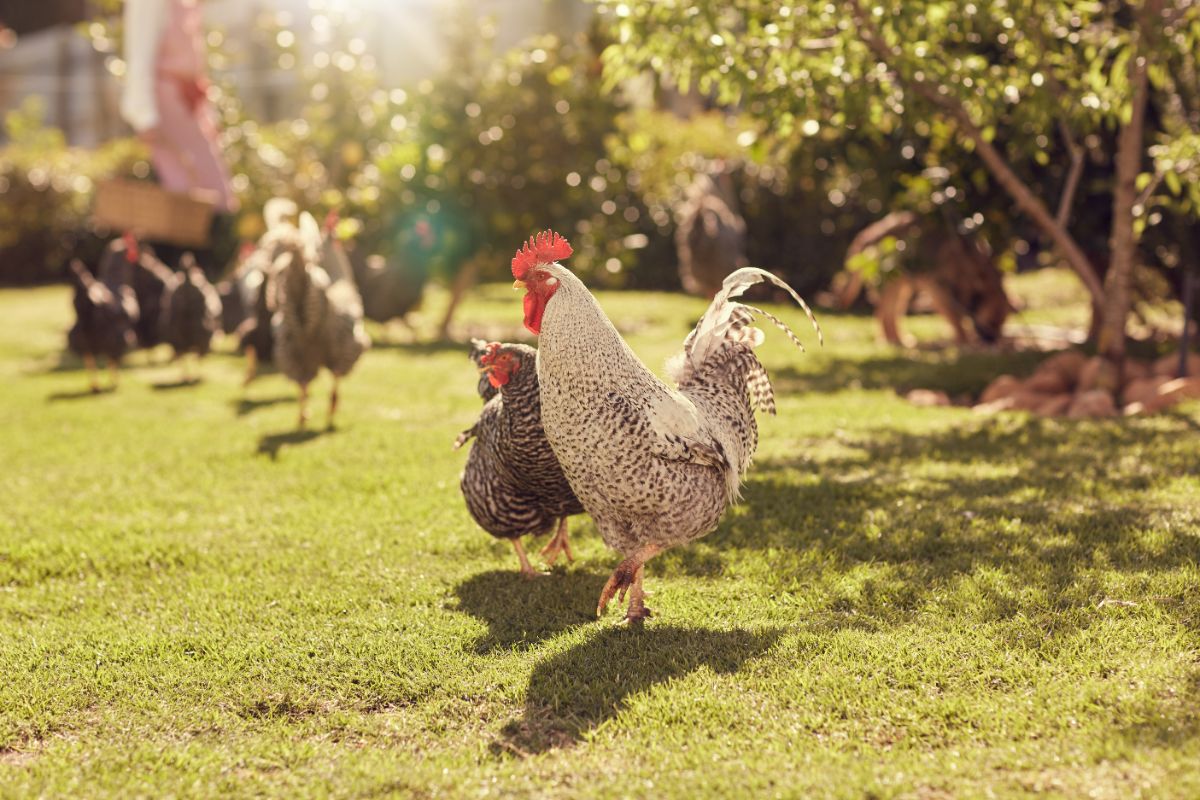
[93,179,216,247]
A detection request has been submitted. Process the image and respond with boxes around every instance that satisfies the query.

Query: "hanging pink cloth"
[121,0,237,213]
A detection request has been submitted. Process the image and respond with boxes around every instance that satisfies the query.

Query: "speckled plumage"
[457,344,584,546]
[270,220,370,425]
[533,263,820,564]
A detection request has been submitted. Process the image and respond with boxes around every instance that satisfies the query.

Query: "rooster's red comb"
[511,230,572,280]
[122,231,139,264]
[479,341,503,366]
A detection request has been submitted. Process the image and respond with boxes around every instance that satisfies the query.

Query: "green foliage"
[2,276,1199,796]
[0,98,147,285]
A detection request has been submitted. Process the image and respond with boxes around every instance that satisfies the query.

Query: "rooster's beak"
[512,279,526,290]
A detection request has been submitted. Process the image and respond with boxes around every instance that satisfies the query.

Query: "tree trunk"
[1100,13,1155,364]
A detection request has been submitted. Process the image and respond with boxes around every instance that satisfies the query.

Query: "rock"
[906,389,951,407]
[1122,359,1152,382]
[1025,369,1070,395]
[1120,376,1170,407]
[1078,356,1120,394]
[980,374,1021,404]
[1153,351,1200,379]
[1009,390,1054,411]
[1067,389,1118,419]
[1035,393,1074,416]
[1145,377,1200,412]
[1038,350,1088,388]
[973,397,1016,414]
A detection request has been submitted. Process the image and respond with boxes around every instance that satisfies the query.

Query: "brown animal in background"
[839,211,1012,347]
[675,171,748,297]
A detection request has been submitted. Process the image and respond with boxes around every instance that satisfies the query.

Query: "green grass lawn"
[1,273,1198,798]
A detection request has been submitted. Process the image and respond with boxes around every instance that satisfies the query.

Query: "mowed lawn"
[1,273,1198,799]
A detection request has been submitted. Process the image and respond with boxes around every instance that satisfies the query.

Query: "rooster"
[66,259,139,392]
[455,342,584,575]
[160,252,223,382]
[512,230,821,623]
[675,170,748,297]
[271,213,371,428]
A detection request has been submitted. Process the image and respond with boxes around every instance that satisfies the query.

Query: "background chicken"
[66,258,139,392]
[512,231,820,622]
[160,253,223,382]
[675,171,748,298]
[98,234,175,353]
[455,341,584,575]
[271,214,371,428]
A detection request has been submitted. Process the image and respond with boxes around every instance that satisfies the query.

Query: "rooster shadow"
[453,568,607,653]
[232,395,293,417]
[494,625,782,755]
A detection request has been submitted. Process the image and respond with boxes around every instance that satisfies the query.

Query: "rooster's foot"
[596,558,640,618]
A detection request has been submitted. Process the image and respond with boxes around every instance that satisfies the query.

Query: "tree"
[598,0,1200,364]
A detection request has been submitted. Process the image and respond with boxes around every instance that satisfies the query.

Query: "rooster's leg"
[596,544,661,620]
[327,378,340,429]
[297,383,310,429]
[243,346,258,388]
[84,354,99,393]
[510,538,540,579]
[107,359,120,390]
[539,517,574,566]
[624,564,651,624]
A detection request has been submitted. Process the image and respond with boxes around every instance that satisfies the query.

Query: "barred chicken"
[271,213,371,428]
[67,259,139,392]
[512,230,821,622]
[160,253,223,381]
[455,342,584,576]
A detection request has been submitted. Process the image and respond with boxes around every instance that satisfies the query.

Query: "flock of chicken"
[66,215,822,623]
[67,201,373,427]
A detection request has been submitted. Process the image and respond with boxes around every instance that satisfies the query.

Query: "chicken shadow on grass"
[494,625,782,755]
[453,569,608,653]
[232,395,293,417]
[46,385,117,402]
[255,427,336,460]
[151,377,203,391]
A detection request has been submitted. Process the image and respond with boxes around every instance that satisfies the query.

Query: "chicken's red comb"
[511,230,572,280]
[478,341,503,366]
[239,242,256,260]
[122,231,139,264]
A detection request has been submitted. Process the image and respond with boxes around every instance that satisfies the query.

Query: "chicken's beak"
[512,279,526,291]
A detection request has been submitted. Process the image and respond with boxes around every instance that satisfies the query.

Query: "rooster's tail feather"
[670,267,820,388]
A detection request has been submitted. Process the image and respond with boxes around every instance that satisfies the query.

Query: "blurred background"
[0,0,1197,355]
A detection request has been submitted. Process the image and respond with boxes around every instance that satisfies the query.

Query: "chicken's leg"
[107,359,120,391]
[510,538,540,579]
[327,377,340,429]
[540,517,574,566]
[596,544,661,623]
[83,354,99,393]
[297,383,310,429]
[243,346,258,387]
